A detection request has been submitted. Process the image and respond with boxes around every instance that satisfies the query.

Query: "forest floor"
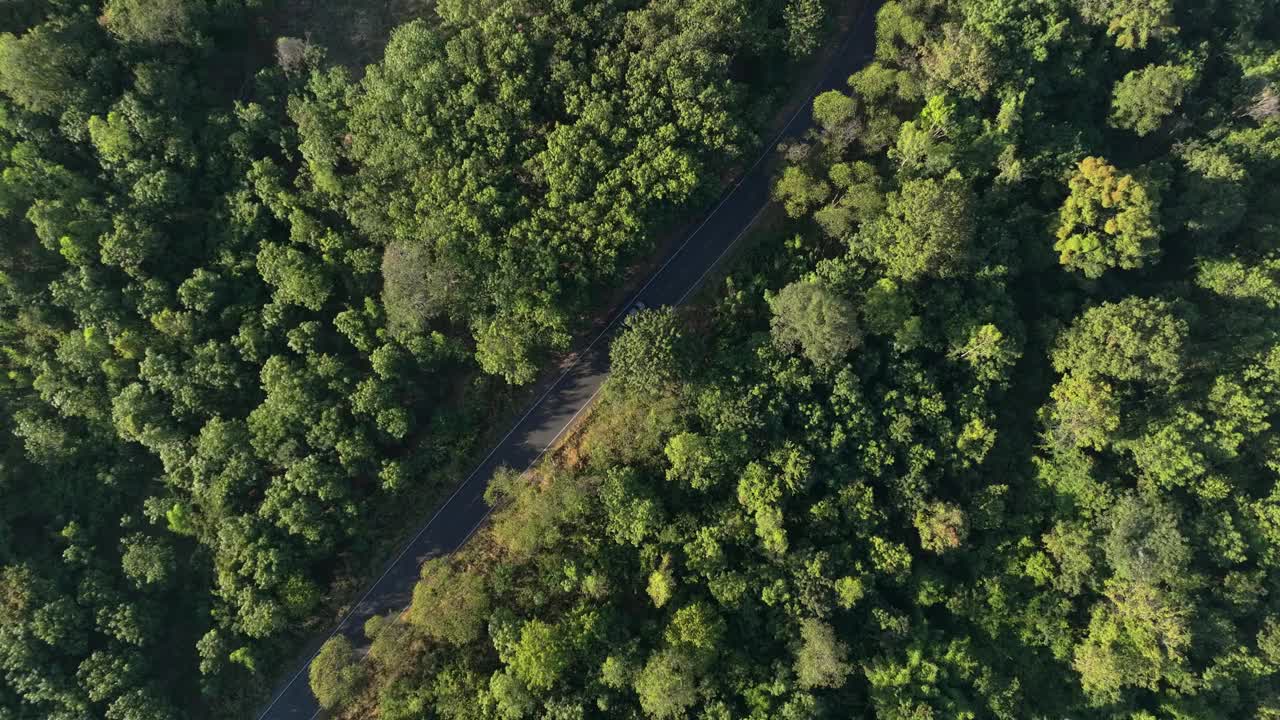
[265,0,435,73]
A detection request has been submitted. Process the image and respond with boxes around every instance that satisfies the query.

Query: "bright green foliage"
[769,280,860,367]
[486,469,593,560]
[1051,297,1187,385]
[1073,581,1192,702]
[1110,64,1194,136]
[88,113,137,164]
[256,242,332,311]
[835,576,866,608]
[774,166,832,218]
[1079,0,1177,50]
[78,650,143,704]
[666,601,725,653]
[794,619,852,688]
[813,90,858,134]
[335,2,1280,719]
[634,649,699,719]
[1196,256,1280,308]
[509,620,569,692]
[785,0,827,57]
[610,308,688,397]
[407,558,490,646]
[859,176,975,281]
[309,636,364,710]
[913,501,968,553]
[920,24,996,100]
[101,0,202,45]
[664,432,724,491]
[474,313,554,386]
[4,0,1280,718]
[951,324,1019,384]
[647,554,676,608]
[119,534,175,588]
[490,670,535,719]
[1055,157,1161,277]
[1043,373,1122,451]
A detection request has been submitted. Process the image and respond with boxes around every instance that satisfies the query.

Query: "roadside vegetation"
[0,0,830,717]
[311,0,1280,717]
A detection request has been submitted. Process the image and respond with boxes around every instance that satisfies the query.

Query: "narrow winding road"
[256,8,878,718]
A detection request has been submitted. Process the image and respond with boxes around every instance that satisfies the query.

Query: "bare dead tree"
[1246,85,1279,123]
[276,35,312,76]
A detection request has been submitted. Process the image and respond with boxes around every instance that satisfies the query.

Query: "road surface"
[256,7,878,718]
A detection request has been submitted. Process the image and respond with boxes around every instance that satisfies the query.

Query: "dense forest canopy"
[0,0,825,717]
[301,0,1280,717]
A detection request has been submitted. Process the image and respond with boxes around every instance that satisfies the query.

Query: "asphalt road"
[255,7,878,718]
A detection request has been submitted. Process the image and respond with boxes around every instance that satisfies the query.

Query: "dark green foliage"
[1102,494,1188,586]
[334,0,800,382]
[5,0,1280,718]
[0,16,99,114]
[321,0,1280,718]
[0,0,815,716]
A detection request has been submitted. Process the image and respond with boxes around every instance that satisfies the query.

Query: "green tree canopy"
[769,280,861,368]
[794,619,853,689]
[309,636,365,710]
[100,0,203,45]
[1054,157,1161,278]
[859,176,975,281]
[1110,64,1195,136]
[0,18,95,114]
[610,307,689,398]
[1051,297,1188,385]
[407,558,491,646]
[634,649,698,719]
